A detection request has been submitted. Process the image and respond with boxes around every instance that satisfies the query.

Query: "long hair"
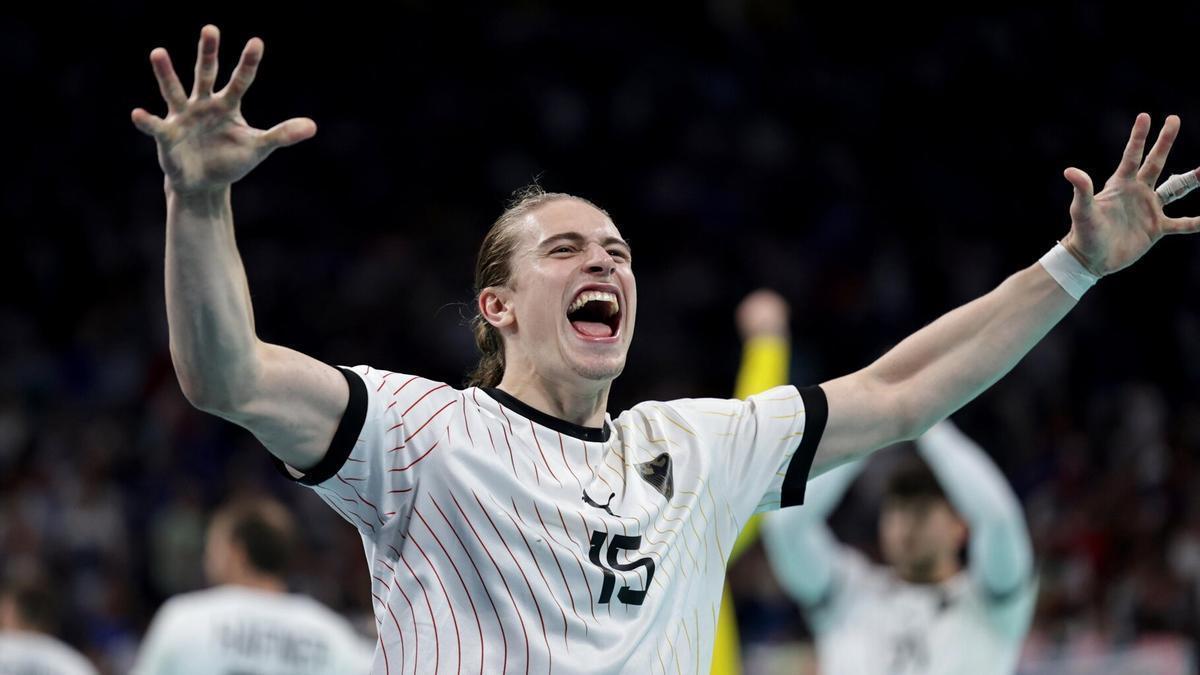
[466,185,608,388]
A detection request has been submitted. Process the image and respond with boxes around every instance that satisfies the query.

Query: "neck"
[228,572,287,594]
[495,369,611,428]
[1,618,33,633]
[897,556,960,585]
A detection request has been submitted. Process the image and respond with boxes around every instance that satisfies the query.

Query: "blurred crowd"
[5,3,1200,673]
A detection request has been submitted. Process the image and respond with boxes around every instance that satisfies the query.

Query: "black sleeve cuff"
[271,366,368,486]
[780,385,828,508]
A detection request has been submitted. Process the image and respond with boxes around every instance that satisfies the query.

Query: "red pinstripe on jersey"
[410,532,461,673]
[388,441,439,471]
[460,393,475,447]
[499,422,532,484]
[403,398,456,442]
[377,631,391,675]
[526,419,562,486]
[415,507,485,675]
[527,502,586,631]
[552,504,598,623]
[474,491,552,673]
[296,366,824,674]
[506,498,570,648]
[451,492,530,675]
[387,544,421,675]
[399,550,441,675]
[430,496,507,675]
[336,474,385,526]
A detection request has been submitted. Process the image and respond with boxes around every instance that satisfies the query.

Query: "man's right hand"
[131,25,316,195]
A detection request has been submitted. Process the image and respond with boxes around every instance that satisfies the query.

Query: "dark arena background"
[4,3,1200,673]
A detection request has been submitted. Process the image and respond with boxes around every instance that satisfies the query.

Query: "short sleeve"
[130,599,182,675]
[672,384,827,514]
[275,365,461,539]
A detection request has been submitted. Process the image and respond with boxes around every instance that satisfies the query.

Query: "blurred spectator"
[0,575,99,674]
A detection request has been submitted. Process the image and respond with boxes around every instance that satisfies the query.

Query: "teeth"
[568,290,620,317]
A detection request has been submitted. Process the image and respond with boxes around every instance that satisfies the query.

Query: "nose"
[582,242,616,275]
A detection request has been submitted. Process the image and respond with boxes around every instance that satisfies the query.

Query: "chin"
[568,357,626,382]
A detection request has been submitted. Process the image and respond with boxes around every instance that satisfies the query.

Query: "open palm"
[131,25,315,194]
[1061,114,1200,276]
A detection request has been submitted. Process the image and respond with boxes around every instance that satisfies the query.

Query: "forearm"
[164,186,262,411]
[821,261,1075,469]
[917,422,1032,592]
[762,462,860,604]
[885,263,1075,437]
[762,512,840,606]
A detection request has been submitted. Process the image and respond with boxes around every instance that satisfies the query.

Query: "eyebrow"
[538,232,633,253]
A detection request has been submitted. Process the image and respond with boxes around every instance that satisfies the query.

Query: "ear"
[479,286,515,330]
[227,539,251,578]
[950,513,969,548]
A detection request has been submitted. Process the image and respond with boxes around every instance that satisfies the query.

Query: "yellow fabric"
[710,335,790,675]
[732,336,789,402]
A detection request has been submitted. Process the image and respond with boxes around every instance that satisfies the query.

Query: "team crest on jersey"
[635,452,673,501]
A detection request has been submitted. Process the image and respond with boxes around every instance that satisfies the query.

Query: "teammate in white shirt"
[763,421,1034,674]
[0,578,98,675]
[132,498,372,675]
[132,23,1200,674]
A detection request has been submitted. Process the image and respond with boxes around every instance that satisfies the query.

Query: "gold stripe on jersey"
[282,358,822,675]
[712,334,792,675]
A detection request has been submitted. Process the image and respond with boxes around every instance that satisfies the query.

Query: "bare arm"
[815,263,1072,471]
[136,26,345,469]
[813,114,1200,472]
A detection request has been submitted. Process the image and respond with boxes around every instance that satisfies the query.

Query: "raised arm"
[761,461,862,609]
[133,26,346,469]
[915,421,1032,596]
[814,114,1200,472]
[727,289,791,561]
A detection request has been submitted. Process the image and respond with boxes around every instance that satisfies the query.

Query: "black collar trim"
[482,387,611,442]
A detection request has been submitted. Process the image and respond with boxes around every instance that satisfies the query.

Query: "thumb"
[1064,167,1094,213]
[259,117,318,152]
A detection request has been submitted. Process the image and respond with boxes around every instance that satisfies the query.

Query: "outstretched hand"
[1061,113,1200,276]
[131,25,316,195]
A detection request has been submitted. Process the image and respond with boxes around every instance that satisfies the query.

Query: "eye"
[552,245,576,255]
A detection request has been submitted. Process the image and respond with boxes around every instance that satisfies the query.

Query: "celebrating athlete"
[132,24,1200,674]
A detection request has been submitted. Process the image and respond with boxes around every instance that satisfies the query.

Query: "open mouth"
[567,289,621,339]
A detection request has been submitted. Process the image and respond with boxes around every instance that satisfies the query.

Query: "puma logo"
[583,491,618,517]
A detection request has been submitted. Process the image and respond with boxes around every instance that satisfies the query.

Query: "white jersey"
[131,585,372,675]
[809,548,1035,675]
[0,631,97,675]
[278,365,826,674]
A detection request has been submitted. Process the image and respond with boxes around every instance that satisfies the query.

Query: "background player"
[762,421,1035,674]
[131,23,1200,674]
[0,577,98,675]
[132,497,371,674]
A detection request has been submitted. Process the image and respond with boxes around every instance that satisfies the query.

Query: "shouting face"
[480,197,637,390]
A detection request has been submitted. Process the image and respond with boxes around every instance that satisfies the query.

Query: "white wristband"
[1039,243,1098,300]
[1156,171,1199,206]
